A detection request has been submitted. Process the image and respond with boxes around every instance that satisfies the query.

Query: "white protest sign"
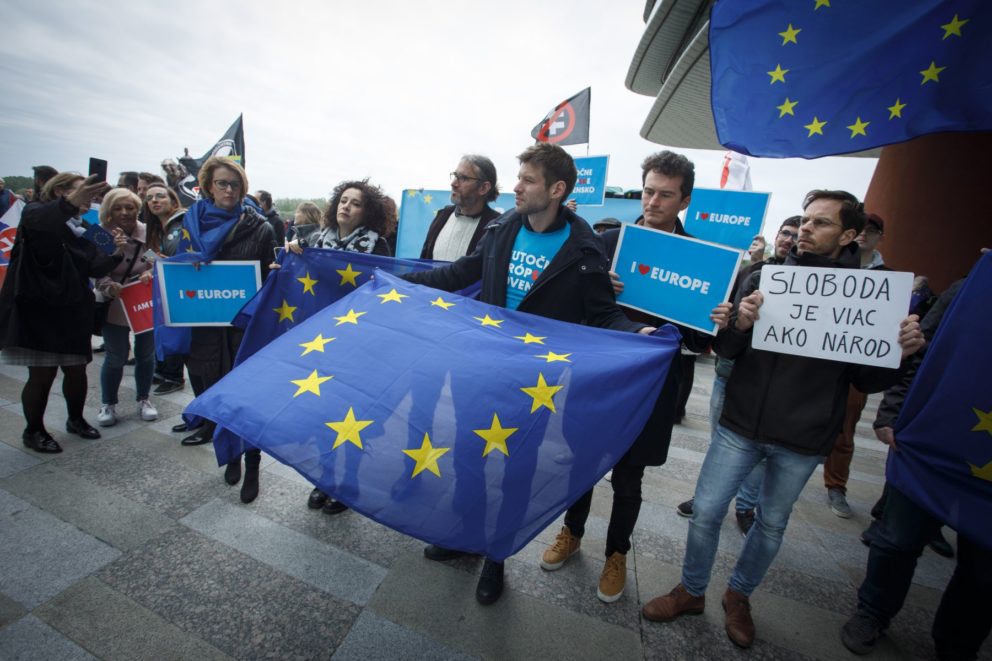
[752,266,913,368]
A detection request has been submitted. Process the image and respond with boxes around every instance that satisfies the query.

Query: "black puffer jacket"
[715,243,905,456]
[0,198,121,357]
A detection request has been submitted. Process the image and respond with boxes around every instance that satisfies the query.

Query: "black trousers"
[563,461,646,557]
[675,354,696,418]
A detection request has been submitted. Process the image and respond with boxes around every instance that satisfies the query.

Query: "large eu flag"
[887,252,992,550]
[186,271,679,560]
[709,2,992,158]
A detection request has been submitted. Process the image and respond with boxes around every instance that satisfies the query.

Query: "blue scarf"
[182,199,243,261]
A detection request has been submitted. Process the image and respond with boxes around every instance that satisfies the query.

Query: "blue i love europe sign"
[157,261,261,326]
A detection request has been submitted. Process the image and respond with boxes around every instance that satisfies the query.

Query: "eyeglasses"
[145,193,169,201]
[450,172,481,184]
[778,229,799,240]
[212,179,242,191]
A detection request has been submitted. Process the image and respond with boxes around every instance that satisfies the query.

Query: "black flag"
[530,88,590,146]
[175,114,245,206]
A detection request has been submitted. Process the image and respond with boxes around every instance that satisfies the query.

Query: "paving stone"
[97,528,361,659]
[0,489,120,609]
[181,498,388,605]
[0,591,27,627]
[0,615,97,661]
[331,611,478,661]
[0,441,42,478]
[35,576,232,661]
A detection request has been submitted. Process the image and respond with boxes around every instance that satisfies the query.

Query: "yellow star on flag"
[273,299,297,322]
[804,117,827,137]
[407,189,418,198]
[474,314,504,328]
[941,14,969,39]
[969,461,992,483]
[377,288,407,304]
[423,194,433,204]
[326,407,373,450]
[536,351,572,363]
[290,369,333,397]
[297,272,318,295]
[920,61,945,85]
[779,24,801,45]
[847,117,870,138]
[972,408,992,435]
[403,433,450,478]
[185,245,196,253]
[334,309,366,325]
[767,64,789,84]
[514,333,546,345]
[887,98,907,119]
[181,229,191,240]
[473,414,518,457]
[521,372,564,414]
[814,0,830,9]
[430,296,455,310]
[336,263,361,287]
[777,97,798,117]
[299,333,335,356]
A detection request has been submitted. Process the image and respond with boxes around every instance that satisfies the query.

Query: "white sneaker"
[138,399,158,421]
[97,404,117,427]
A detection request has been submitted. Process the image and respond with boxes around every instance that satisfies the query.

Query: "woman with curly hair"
[286,179,391,256]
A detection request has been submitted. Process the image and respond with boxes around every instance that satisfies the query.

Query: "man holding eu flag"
[642,190,925,648]
[404,142,655,605]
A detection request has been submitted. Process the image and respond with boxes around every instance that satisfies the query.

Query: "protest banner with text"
[157,261,261,326]
[571,155,609,206]
[612,224,742,335]
[683,187,770,251]
[753,265,913,368]
[119,279,154,334]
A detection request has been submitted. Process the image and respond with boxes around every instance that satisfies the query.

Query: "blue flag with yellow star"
[186,270,679,560]
[887,252,992,551]
[709,1,992,158]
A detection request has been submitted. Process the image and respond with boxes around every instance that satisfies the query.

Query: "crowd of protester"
[0,147,986,659]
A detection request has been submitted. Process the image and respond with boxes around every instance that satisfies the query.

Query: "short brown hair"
[802,189,865,235]
[517,143,577,202]
[641,151,694,198]
[198,157,249,203]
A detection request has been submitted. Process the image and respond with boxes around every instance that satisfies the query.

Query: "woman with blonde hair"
[94,188,157,426]
[0,172,126,452]
[181,157,276,504]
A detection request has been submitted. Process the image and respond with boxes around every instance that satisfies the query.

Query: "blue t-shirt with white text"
[505,222,571,310]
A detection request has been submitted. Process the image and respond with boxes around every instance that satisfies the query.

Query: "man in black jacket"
[641,190,925,649]
[419,155,501,261]
[405,143,656,605]
[254,190,285,246]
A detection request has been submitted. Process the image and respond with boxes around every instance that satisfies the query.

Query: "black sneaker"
[153,380,185,395]
[676,498,694,518]
[928,529,955,558]
[841,610,885,655]
[735,509,755,536]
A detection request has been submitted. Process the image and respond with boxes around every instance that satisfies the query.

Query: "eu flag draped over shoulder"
[709,1,992,158]
[887,252,992,550]
[186,271,679,560]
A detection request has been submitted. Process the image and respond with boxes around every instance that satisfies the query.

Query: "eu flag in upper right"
[709,1,992,158]
[887,252,992,551]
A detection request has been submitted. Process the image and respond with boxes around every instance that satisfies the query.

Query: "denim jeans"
[101,323,155,404]
[682,423,820,596]
[709,376,765,512]
[858,485,992,659]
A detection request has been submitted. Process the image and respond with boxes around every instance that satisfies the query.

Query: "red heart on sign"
[700,212,709,219]
[638,264,650,275]
[185,290,196,299]
[531,270,541,281]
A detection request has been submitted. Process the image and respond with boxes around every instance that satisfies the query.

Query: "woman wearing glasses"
[284,179,392,515]
[181,157,276,504]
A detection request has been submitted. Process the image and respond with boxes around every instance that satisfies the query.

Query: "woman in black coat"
[179,157,275,505]
[0,172,125,452]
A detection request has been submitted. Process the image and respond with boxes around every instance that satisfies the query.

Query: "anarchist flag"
[531,88,591,146]
[175,114,246,206]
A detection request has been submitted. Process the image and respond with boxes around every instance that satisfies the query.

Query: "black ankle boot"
[224,460,241,485]
[240,451,261,503]
[476,559,505,605]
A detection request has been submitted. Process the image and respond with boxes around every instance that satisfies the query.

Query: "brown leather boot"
[722,588,755,648]
[642,584,705,622]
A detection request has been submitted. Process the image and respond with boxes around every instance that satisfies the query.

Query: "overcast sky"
[0,0,878,241]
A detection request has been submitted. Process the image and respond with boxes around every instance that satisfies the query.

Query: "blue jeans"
[682,423,820,596]
[709,376,765,511]
[101,323,155,404]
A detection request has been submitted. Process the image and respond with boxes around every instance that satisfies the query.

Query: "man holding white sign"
[642,189,924,649]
